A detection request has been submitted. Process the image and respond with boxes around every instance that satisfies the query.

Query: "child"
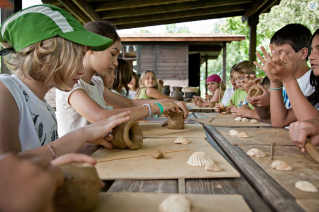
[135,70,174,100]
[110,58,133,97]
[197,74,226,107]
[127,72,139,99]
[255,27,319,128]
[221,68,238,105]
[0,5,130,158]
[56,21,188,137]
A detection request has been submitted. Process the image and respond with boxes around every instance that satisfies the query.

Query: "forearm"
[253,106,270,119]
[284,80,319,120]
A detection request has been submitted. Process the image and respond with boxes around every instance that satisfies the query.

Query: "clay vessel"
[163,85,170,96]
[168,112,185,130]
[225,107,231,114]
[111,121,143,150]
[248,85,263,98]
[54,163,100,212]
[171,87,184,101]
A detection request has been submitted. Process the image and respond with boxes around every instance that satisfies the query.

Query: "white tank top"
[0,74,58,151]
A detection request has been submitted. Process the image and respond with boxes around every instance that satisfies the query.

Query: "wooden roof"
[42,0,281,29]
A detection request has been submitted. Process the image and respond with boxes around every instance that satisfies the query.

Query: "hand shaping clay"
[153,150,164,159]
[187,152,214,167]
[158,195,191,212]
[168,112,185,130]
[205,162,222,172]
[246,148,265,158]
[111,121,143,150]
[248,84,263,98]
[54,163,100,212]
[270,160,292,171]
[295,181,318,193]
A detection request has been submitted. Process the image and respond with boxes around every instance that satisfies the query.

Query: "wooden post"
[205,56,208,94]
[1,0,22,74]
[222,41,226,84]
[248,14,259,62]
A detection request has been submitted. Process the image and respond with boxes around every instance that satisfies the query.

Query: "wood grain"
[192,118,272,127]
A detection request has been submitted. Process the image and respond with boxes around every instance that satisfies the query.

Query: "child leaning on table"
[215,61,256,112]
[220,66,238,105]
[0,4,130,158]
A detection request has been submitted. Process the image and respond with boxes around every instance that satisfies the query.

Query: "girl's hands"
[84,111,131,148]
[51,153,97,166]
[289,119,319,152]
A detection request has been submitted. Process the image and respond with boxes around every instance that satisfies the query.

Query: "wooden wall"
[137,44,189,89]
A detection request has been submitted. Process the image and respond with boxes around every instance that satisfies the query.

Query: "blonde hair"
[134,70,160,99]
[1,37,84,91]
[218,82,226,91]
[233,61,256,75]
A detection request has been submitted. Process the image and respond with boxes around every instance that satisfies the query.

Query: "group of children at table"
[0,4,319,211]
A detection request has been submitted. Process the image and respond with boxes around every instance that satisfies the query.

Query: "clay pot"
[171,87,184,101]
[168,112,185,130]
[111,121,143,150]
[248,85,263,98]
[163,85,170,96]
[54,163,100,212]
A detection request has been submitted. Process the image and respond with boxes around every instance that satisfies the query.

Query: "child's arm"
[145,87,174,100]
[210,88,223,103]
[231,105,271,123]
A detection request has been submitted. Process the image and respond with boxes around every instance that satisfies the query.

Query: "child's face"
[128,76,137,90]
[207,81,219,93]
[232,71,245,90]
[309,34,319,76]
[272,43,301,72]
[230,72,238,89]
[144,72,156,88]
[102,68,115,89]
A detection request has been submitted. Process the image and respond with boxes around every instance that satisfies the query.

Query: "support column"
[248,15,259,62]
[222,41,226,84]
[205,56,208,94]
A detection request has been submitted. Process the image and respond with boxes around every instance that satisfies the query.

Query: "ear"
[300,47,309,61]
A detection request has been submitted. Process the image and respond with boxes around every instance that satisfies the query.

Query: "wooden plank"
[296,199,319,212]
[178,178,186,194]
[92,137,240,180]
[216,127,294,146]
[139,123,207,138]
[92,193,252,212]
[191,118,272,127]
[58,0,90,24]
[72,0,100,21]
[204,125,305,212]
[238,145,319,200]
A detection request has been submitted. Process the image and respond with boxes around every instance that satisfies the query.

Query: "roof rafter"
[72,0,100,21]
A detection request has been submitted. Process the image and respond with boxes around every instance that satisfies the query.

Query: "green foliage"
[165,24,191,33]
[139,29,151,33]
[200,0,318,96]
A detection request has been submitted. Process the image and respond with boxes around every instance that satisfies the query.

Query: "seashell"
[229,130,239,136]
[250,119,259,124]
[295,181,318,193]
[270,160,292,171]
[221,112,226,115]
[153,150,164,159]
[158,195,191,212]
[234,117,242,121]
[237,132,249,138]
[246,148,265,158]
[174,137,190,144]
[219,103,225,110]
[205,162,222,172]
[187,152,214,167]
[242,118,250,122]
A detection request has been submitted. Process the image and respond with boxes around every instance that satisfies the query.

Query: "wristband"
[142,104,152,119]
[154,103,164,115]
[48,144,57,159]
[269,86,283,90]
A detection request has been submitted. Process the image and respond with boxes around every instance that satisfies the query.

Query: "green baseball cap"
[0,4,113,52]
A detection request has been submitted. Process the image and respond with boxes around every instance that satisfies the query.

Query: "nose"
[77,65,85,77]
[114,58,119,67]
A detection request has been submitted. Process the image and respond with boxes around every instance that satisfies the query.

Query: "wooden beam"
[116,11,243,30]
[42,0,61,6]
[257,0,281,14]
[189,46,222,52]
[72,0,100,21]
[248,15,259,62]
[242,0,268,21]
[242,0,280,23]
[110,5,247,25]
[223,41,226,83]
[94,0,197,12]
[205,56,208,94]
[100,0,252,19]
[58,0,90,24]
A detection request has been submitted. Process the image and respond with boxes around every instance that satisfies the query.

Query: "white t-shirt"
[221,87,235,105]
[127,90,137,99]
[282,70,314,109]
[56,75,109,137]
[0,74,57,151]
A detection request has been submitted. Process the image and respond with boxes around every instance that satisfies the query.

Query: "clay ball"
[153,150,164,159]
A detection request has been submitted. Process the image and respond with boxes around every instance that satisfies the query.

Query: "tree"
[139,29,151,33]
[165,24,190,33]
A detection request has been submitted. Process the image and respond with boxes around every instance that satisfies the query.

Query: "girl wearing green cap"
[56,21,189,143]
[0,5,131,158]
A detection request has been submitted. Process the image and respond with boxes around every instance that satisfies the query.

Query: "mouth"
[311,64,318,69]
[73,79,79,83]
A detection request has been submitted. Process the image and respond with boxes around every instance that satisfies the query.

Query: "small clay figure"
[210,102,215,108]
[248,84,263,98]
[168,112,185,130]
[225,107,231,114]
[153,150,164,159]
[54,163,100,212]
[111,121,143,150]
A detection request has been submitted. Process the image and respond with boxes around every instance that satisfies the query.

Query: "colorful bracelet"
[154,103,164,115]
[269,86,283,90]
[48,144,57,159]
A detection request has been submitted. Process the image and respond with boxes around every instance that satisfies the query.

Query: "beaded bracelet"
[269,86,283,90]
[48,144,57,159]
